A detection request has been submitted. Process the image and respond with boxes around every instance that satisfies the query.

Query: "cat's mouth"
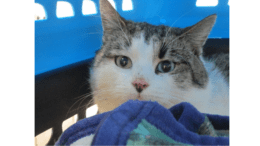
[127,93,144,100]
[136,93,147,100]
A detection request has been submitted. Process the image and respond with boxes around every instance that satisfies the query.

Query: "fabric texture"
[55,100,229,145]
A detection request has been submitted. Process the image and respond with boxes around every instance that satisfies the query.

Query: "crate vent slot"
[56,1,74,18]
[82,0,97,15]
[35,3,47,20]
[122,0,133,11]
[196,0,218,7]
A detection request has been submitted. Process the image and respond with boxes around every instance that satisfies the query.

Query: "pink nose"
[132,78,149,93]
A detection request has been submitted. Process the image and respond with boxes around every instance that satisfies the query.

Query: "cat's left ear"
[182,14,217,56]
[99,0,127,32]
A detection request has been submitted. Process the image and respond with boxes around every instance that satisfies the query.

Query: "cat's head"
[90,0,217,113]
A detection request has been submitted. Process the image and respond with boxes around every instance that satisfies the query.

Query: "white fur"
[91,32,229,115]
[201,57,229,115]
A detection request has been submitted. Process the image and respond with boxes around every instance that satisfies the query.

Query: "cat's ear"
[181,14,217,56]
[99,0,126,32]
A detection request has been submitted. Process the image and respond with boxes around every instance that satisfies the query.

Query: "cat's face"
[90,0,216,113]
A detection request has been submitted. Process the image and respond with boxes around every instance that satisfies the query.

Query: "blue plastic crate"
[35,0,229,75]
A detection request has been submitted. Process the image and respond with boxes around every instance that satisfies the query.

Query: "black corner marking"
[159,43,167,59]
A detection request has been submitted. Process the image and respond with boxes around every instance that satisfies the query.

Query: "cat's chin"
[126,93,144,100]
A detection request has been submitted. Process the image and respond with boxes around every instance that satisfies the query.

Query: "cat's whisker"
[69,100,94,114]
[67,89,101,112]
[78,88,116,105]
[73,93,89,99]
[165,18,207,50]
[93,84,185,101]
[162,7,196,47]
[76,93,92,114]
[85,32,103,34]
[88,15,102,18]
[86,98,95,108]
[103,13,131,46]
[94,89,184,107]
[114,12,131,45]
[71,99,95,114]
[88,32,122,41]
[65,93,93,119]
[73,88,92,99]
[70,90,109,117]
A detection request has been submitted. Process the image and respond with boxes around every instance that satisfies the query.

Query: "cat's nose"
[132,78,149,93]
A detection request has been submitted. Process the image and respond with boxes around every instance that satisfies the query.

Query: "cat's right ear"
[181,14,217,56]
[99,0,126,32]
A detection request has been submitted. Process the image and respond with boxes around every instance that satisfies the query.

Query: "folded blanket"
[55,100,229,145]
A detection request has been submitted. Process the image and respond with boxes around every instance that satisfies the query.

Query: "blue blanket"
[55,100,229,145]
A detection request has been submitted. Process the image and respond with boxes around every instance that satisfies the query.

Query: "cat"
[89,0,229,116]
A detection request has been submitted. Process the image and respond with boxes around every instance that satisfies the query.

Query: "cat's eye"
[115,56,132,69]
[156,61,175,73]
